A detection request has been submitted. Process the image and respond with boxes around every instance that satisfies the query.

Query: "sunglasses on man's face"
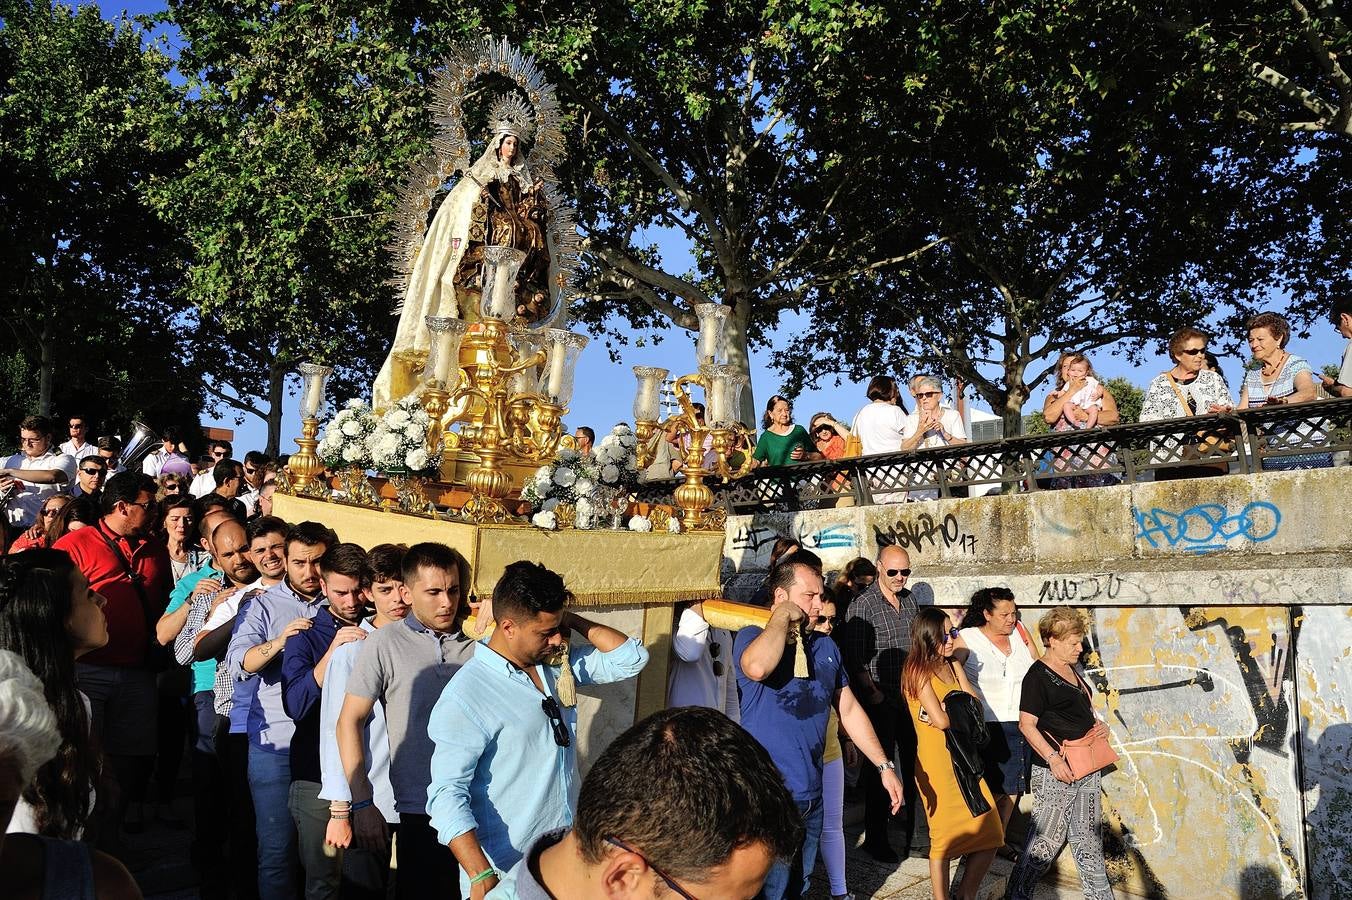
[80,467,105,476]
[884,568,912,578]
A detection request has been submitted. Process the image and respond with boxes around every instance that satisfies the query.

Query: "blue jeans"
[760,796,824,900]
[247,744,297,900]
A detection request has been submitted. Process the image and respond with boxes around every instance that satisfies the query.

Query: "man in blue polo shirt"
[735,558,904,900]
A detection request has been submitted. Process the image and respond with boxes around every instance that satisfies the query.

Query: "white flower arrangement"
[370,397,438,473]
[318,399,378,470]
[522,447,603,511]
[594,425,640,492]
[628,515,653,532]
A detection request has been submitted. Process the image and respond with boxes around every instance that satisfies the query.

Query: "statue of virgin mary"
[373,94,560,410]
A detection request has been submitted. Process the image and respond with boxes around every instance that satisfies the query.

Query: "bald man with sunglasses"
[842,543,921,862]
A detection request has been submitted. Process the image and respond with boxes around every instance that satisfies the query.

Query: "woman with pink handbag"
[1008,607,1117,900]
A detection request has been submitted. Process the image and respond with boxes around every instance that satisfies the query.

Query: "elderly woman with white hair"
[901,376,968,500]
[0,650,141,899]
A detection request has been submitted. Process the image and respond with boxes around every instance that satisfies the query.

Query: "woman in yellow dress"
[903,607,1004,900]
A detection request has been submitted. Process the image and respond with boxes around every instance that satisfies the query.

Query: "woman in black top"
[1008,607,1116,900]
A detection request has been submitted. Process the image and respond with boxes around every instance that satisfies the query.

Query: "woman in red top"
[7,495,72,554]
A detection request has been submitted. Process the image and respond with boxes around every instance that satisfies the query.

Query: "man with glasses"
[2,415,77,532]
[72,455,108,502]
[842,543,920,862]
[191,440,233,497]
[53,471,171,837]
[492,707,803,900]
[60,414,101,461]
[426,560,648,899]
[239,450,271,515]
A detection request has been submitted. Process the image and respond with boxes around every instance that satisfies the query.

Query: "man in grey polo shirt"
[339,542,475,899]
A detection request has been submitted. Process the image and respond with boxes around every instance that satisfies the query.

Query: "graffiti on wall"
[1042,605,1310,900]
[873,511,978,555]
[1133,501,1282,554]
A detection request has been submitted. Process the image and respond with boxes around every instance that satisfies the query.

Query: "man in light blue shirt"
[426,560,649,898]
[224,520,336,900]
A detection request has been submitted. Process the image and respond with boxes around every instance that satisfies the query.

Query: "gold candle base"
[289,418,325,491]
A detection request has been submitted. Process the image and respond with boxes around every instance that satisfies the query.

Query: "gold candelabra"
[413,247,587,522]
[288,362,334,493]
[632,309,752,530]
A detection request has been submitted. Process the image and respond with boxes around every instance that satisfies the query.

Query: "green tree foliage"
[773,2,1326,436]
[0,0,200,438]
[147,0,462,453]
[514,1,941,420]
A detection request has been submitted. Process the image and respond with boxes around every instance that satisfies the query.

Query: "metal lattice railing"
[632,397,1352,514]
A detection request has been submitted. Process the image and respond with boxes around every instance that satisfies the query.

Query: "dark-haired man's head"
[368,544,409,624]
[491,560,567,667]
[546,706,802,899]
[767,559,825,620]
[242,451,270,489]
[160,425,182,454]
[96,435,122,471]
[400,542,466,633]
[75,455,107,497]
[211,519,257,587]
[246,516,288,583]
[207,439,233,464]
[284,521,337,598]
[321,543,372,624]
[212,459,244,498]
[100,471,158,536]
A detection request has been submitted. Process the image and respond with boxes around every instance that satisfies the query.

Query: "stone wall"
[721,468,1352,900]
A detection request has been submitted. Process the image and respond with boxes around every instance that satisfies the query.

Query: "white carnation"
[388,409,410,428]
[412,409,430,425]
[553,467,577,487]
[341,419,361,437]
[600,463,620,484]
[406,423,426,443]
[406,448,429,471]
[542,497,560,512]
[341,444,362,462]
[533,467,553,488]
[668,517,682,533]
[532,511,557,530]
[619,434,637,449]
[574,477,595,497]
[628,515,653,532]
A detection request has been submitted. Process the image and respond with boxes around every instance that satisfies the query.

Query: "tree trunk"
[724,292,755,425]
[1000,356,1030,439]
[265,363,286,456]
[37,324,53,416]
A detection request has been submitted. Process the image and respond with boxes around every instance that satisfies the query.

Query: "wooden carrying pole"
[703,599,809,678]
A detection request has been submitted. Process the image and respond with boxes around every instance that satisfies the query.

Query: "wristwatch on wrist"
[876,760,896,773]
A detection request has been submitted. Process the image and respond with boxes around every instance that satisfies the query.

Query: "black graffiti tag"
[874,513,978,555]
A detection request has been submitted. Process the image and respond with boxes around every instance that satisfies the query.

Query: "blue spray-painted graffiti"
[797,523,857,551]
[1133,502,1282,554]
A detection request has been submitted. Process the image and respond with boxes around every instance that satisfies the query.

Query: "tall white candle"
[548,338,567,399]
[707,379,726,425]
[433,330,454,384]
[304,377,323,419]
[494,263,514,318]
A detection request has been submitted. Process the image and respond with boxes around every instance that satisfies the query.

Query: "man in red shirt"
[54,470,171,835]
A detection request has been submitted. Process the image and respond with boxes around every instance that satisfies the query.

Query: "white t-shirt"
[852,401,908,456]
[201,577,268,633]
[59,440,101,461]
[3,450,77,528]
[1338,340,1352,389]
[1067,376,1105,413]
[959,626,1037,722]
[666,608,739,722]
[189,471,217,498]
[900,406,967,449]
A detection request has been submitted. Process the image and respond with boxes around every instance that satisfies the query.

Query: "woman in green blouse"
[752,394,820,467]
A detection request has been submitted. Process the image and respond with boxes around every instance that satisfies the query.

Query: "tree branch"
[201,379,266,420]
[582,238,706,328]
[759,236,952,309]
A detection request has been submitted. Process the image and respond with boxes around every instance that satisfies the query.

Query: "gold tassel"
[553,640,577,708]
[793,625,809,678]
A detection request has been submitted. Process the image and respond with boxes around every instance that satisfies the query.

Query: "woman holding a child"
[1042,353,1120,489]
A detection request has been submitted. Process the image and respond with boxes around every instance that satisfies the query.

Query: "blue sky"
[83,1,1346,452]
